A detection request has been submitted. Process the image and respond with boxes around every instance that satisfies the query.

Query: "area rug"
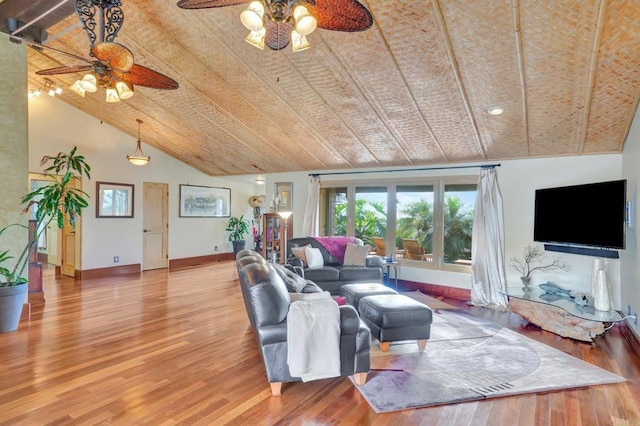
[352,307,626,413]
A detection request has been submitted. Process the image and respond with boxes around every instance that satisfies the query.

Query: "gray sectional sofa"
[286,237,384,295]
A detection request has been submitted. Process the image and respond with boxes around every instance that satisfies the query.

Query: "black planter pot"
[232,240,246,254]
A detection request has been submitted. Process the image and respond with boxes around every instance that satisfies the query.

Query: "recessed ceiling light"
[487,106,505,115]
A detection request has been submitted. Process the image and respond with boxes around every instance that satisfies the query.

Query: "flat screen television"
[534,179,627,250]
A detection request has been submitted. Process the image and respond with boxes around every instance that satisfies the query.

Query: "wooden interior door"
[61,177,81,277]
[60,220,75,276]
[45,224,58,265]
[143,182,168,270]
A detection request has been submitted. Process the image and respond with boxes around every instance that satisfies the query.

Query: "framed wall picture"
[96,182,134,218]
[179,184,231,217]
[275,182,293,210]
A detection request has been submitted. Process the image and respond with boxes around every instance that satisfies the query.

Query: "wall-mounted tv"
[534,179,627,250]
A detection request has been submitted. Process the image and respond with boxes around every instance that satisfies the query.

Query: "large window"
[443,184,476,265]
[320,177,477,271]
[396,184,435,261]
[354,186,387,246]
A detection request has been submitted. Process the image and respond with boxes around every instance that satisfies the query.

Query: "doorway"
[143,182,168,270]
[28,173,81,277]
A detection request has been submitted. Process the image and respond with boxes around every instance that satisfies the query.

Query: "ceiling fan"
[177,0,373,52]
[35,0,179,103]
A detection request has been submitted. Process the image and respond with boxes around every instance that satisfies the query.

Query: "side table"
[500,287,634,342]
[383,261,399,289]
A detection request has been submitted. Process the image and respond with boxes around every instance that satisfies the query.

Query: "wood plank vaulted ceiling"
[10,0,640,177]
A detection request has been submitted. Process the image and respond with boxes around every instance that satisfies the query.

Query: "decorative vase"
[0,283,28,333]
[520,276,532,292]
[593,268,611,312]
[591,258,605,296]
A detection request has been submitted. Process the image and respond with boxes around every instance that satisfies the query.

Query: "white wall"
[622,104,640,335]
[264,155,625,307]
[29,96,255,270]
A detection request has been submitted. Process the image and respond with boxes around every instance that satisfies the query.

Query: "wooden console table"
[501,287,629,342]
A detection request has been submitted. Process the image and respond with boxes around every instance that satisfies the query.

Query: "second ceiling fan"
[177,0,373,52]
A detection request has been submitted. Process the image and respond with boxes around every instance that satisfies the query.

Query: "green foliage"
[226,215,250,242]
[332,194,474,262]
[396,199,434,252]
[442,196,473,262]
[0,146,91,286]
[396,195,474,262]
[334,199,387,245]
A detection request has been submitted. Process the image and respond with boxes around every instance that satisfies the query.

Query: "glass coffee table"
[500,287,632,342]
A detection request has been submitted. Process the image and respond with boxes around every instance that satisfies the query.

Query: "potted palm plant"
[226,215,250,254]
[0,147,90,333]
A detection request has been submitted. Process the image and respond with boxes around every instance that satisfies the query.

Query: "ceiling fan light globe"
[69,80,86,97]
[79,74,97,92]
[105,87,121,103]
[245,28,266,50]
[241,2,265,31]
[294,6,317,36]
[116,81,134,100]
[291,30,311,52]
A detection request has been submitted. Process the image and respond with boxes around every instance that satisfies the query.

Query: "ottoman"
[340,283,398,309]
[358,294,433,352]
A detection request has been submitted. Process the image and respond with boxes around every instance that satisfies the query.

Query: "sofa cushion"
[305,246,324,267]
[303,266,340,283]
[291,244,311,266]
[339,266,383,282]
[272,263,308,293]
[288,237,361,266]
[343,243,370,266]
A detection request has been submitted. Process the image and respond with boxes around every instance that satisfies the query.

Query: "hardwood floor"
[0,261,639,425]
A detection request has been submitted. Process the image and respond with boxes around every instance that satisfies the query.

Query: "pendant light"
[127,119,150,166]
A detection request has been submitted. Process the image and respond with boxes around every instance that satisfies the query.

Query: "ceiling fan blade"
[265,20,292,50]
[113,64,179,90]
[90,42,135,72]
[307,0,373,32]
[35,64,95,76]
[177,0,249,8]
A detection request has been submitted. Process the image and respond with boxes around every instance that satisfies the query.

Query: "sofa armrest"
[339,304,361,336]
[285,263,304,278]
[365,256,384,268]
[287,257,304,269]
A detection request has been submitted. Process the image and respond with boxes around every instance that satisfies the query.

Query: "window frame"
[320,175,478,273]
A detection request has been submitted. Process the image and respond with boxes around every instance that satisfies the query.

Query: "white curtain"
[470,167,508,309]
[302,176,320,236]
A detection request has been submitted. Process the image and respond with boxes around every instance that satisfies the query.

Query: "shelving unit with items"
[262,213,281,263]
[261,213,293,263]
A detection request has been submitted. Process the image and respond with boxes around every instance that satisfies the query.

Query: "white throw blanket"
[287,292,341,382]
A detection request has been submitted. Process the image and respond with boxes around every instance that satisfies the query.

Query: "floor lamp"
[277,211,292,264]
